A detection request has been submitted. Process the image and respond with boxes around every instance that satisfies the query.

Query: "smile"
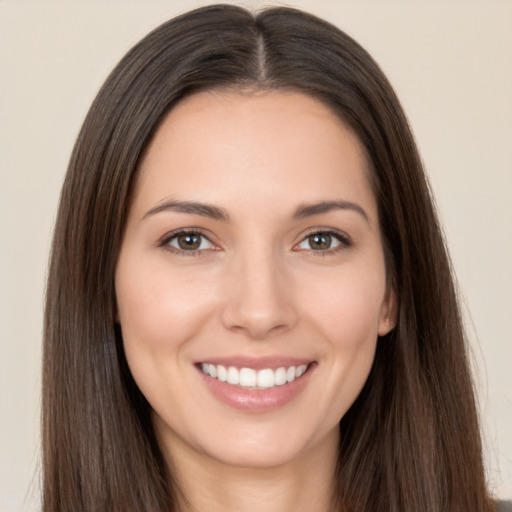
[200,363,309,390]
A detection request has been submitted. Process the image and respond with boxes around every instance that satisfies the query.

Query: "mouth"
[195,357,316,412]
[199,362,310,390]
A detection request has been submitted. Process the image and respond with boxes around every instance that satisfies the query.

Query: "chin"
[169,416,340,471]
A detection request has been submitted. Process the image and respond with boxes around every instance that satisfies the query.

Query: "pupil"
[178,234,200,250]
[310,234,331,250]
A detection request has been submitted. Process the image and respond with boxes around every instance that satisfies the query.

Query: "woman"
[42,4,499,511]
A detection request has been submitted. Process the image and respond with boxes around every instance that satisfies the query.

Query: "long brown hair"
[43,4,493,511]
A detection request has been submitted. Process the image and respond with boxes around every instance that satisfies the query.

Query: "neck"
[164,431,340,512]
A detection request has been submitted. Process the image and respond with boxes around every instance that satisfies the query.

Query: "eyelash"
[296,229,352,256]
[159,228,352,257]
[159,228,216,257]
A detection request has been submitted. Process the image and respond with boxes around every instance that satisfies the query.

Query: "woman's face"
[115,90,395,470]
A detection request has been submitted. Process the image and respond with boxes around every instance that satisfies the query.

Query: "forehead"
[134,89,376,220]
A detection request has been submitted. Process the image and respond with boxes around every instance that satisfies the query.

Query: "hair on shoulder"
[42,4,493,511]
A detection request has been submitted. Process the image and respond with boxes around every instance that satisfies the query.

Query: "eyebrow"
[142,200,230,221]
[293,200,369,223]
[142,199,369,224]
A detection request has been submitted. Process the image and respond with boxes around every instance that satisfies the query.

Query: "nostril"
[226,319,293,340]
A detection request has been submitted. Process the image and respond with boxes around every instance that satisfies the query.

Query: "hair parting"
[43,4,493,511]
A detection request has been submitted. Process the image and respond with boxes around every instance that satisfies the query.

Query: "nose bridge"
[221,242,296,338]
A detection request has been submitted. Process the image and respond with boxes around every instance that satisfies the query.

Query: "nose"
[220,250,298,340]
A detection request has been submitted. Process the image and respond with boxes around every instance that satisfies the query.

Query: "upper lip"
[195,356,315,370]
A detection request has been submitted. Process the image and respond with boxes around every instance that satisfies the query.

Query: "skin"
[115,90,396,512]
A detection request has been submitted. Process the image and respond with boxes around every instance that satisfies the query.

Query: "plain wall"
[1,1,510,510]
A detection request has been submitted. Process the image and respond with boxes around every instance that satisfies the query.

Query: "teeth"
[200,363,310,389]
[239,368,256,387]
[217,364,227,382]
[257,368,274,388]
[275,367,287,386]
[227,366,239,385]
[296,364,307,377]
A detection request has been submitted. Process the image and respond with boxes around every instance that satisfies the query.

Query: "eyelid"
[293,227,352,253]
[158,226,351,256]
[159,228,220,255]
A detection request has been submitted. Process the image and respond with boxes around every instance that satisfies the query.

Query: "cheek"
[296,263,386,417]
[115,256,223,421]
[303,265,387,346]
[115,255,218,361]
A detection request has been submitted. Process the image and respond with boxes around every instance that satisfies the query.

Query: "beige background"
[1,1,510,510]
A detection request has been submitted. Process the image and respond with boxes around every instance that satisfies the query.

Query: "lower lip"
[198,364,316,413]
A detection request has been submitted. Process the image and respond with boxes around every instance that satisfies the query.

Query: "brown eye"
[308,233,333,250]
[295,230,348,253]
[177,234,202,250]
[165,232,213,252]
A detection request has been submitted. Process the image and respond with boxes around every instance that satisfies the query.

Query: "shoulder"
[496,501,512,512]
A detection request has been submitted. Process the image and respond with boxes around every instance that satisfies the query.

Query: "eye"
[162,230,215,253]
[295,230,350,252]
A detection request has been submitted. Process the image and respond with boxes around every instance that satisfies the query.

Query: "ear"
[378,284,397,336]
